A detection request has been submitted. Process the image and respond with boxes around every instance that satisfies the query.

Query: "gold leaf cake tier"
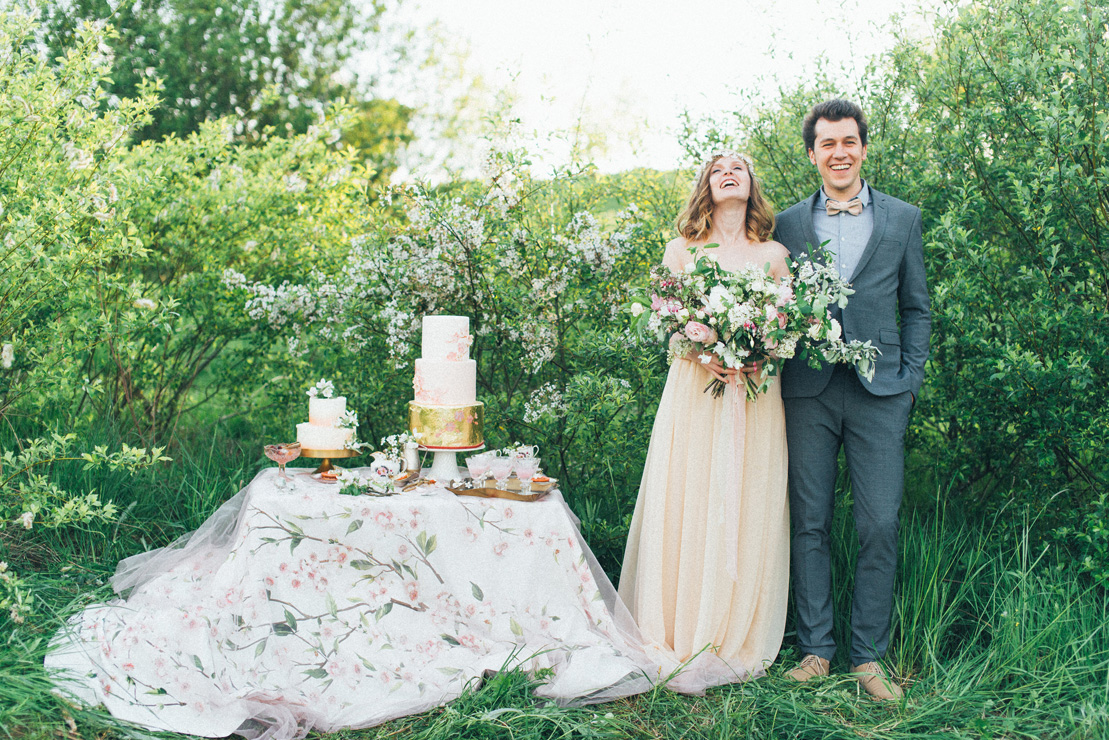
[408,402,484,449]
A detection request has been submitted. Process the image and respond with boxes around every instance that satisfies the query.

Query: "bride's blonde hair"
[676,151,775,243]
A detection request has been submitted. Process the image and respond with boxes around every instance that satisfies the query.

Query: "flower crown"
[699,149,756,175]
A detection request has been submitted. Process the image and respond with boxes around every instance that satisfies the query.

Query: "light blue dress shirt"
[812,181,874,280]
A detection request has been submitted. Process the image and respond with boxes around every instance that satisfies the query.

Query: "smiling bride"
[617,151,791,692]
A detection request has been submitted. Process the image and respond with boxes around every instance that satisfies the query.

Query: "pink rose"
[683,321,717,345]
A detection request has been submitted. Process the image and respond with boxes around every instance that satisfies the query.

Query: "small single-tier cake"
[297,384,354,451]
[409,316,484,449]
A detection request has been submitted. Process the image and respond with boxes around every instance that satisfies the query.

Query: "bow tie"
[825,197,863,216]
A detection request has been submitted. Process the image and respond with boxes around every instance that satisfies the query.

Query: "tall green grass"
[4,435,1107,740]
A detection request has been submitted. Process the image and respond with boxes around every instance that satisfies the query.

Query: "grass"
[3,429,1107,740]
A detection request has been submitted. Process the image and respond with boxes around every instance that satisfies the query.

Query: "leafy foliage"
[35,0,416,180]
[682,0,1109,545]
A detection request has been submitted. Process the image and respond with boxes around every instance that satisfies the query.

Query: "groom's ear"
[807,148,817,166]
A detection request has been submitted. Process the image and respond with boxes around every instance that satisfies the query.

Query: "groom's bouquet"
[629,245,880,400]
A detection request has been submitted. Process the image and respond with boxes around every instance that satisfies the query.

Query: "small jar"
[404,441,421,473]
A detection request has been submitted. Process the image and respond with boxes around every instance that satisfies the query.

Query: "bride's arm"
[661,237,689,274]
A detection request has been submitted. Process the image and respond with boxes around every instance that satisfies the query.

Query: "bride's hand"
[739,360,763,377]
[686,350,736,383]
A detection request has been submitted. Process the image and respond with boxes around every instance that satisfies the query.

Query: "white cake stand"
[419,443,485,483]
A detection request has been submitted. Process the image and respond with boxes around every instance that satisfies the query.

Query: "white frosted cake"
[297,394,354,451]
[409,316,484,449]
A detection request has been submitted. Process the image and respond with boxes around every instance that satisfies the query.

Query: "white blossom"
[523,383,567,423]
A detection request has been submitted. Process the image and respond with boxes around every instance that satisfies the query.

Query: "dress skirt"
[618,358,790,691]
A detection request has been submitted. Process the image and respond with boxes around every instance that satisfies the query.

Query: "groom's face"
[808,117,867,200]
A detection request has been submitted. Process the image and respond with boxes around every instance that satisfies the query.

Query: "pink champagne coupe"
[264,442,302,488]
[488,455,515,491]
[514,456,540,490]
[465,453,491,487]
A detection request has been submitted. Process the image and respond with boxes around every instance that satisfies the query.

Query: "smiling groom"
[773,99,930,700]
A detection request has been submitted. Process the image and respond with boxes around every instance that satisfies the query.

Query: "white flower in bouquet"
[727,302,755,327]
[667,332,694,364]
[307,378,335,398]
[828,318,842,341]
[777,336,799,359]
[707,284,733,314]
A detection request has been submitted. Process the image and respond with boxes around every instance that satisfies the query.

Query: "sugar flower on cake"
[307,378,335,399]
[445,330,474,361]
[336,410,358,429]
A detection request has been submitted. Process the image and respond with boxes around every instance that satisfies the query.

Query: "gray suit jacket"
[774,187,931,398]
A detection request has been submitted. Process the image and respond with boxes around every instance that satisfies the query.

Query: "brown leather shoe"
[787,654,830,682]
[851,662,904,700]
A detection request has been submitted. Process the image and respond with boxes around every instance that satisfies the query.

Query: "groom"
[773,99,930,700]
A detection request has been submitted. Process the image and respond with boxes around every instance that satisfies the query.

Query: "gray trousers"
[784,364,913,665]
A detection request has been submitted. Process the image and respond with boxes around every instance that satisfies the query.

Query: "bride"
[618,152,791,691]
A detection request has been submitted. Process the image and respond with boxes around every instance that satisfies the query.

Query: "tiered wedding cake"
[297,382,354,451]
[408,316,484,449]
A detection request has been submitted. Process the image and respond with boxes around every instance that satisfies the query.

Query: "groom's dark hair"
[802,99,868,152]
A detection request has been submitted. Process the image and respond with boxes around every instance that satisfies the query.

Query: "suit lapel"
[798,190,823,260]
[848,187,889,282]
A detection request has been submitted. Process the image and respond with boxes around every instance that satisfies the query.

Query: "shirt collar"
[817,180,870,209]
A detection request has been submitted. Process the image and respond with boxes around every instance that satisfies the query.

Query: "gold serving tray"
[446,477,557,502]
[447,486,549,502]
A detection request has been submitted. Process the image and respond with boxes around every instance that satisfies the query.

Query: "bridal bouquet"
[629,246,880,400]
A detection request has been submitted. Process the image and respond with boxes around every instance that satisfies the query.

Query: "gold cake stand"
[299,447,360,476]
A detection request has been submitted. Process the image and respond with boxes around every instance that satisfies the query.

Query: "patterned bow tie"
[825,197,863,216]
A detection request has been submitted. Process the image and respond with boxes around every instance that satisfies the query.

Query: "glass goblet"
[264,442,302,489]
[466,453,490,487]
[514,456,540,490]
[488,455,514,491]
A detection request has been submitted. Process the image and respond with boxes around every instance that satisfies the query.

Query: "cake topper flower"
[307,378,335,399]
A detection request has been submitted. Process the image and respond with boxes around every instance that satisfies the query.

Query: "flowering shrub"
[224,143,686,566]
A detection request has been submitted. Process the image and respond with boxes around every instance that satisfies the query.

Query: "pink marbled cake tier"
[413,359,476,405]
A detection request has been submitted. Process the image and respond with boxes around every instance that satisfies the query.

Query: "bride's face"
[708,157,751,204]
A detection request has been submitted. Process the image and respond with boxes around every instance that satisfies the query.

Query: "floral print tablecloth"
[47,469,653,739]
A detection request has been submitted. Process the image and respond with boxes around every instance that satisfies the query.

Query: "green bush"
[225,144,690,572]
[681,0,1109,546]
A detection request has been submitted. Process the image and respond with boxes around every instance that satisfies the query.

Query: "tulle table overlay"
[46,469,656,739]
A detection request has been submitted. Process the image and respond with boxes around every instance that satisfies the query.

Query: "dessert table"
[46,468,656,739]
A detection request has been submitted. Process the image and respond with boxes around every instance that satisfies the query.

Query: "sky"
[388,0,941,176]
